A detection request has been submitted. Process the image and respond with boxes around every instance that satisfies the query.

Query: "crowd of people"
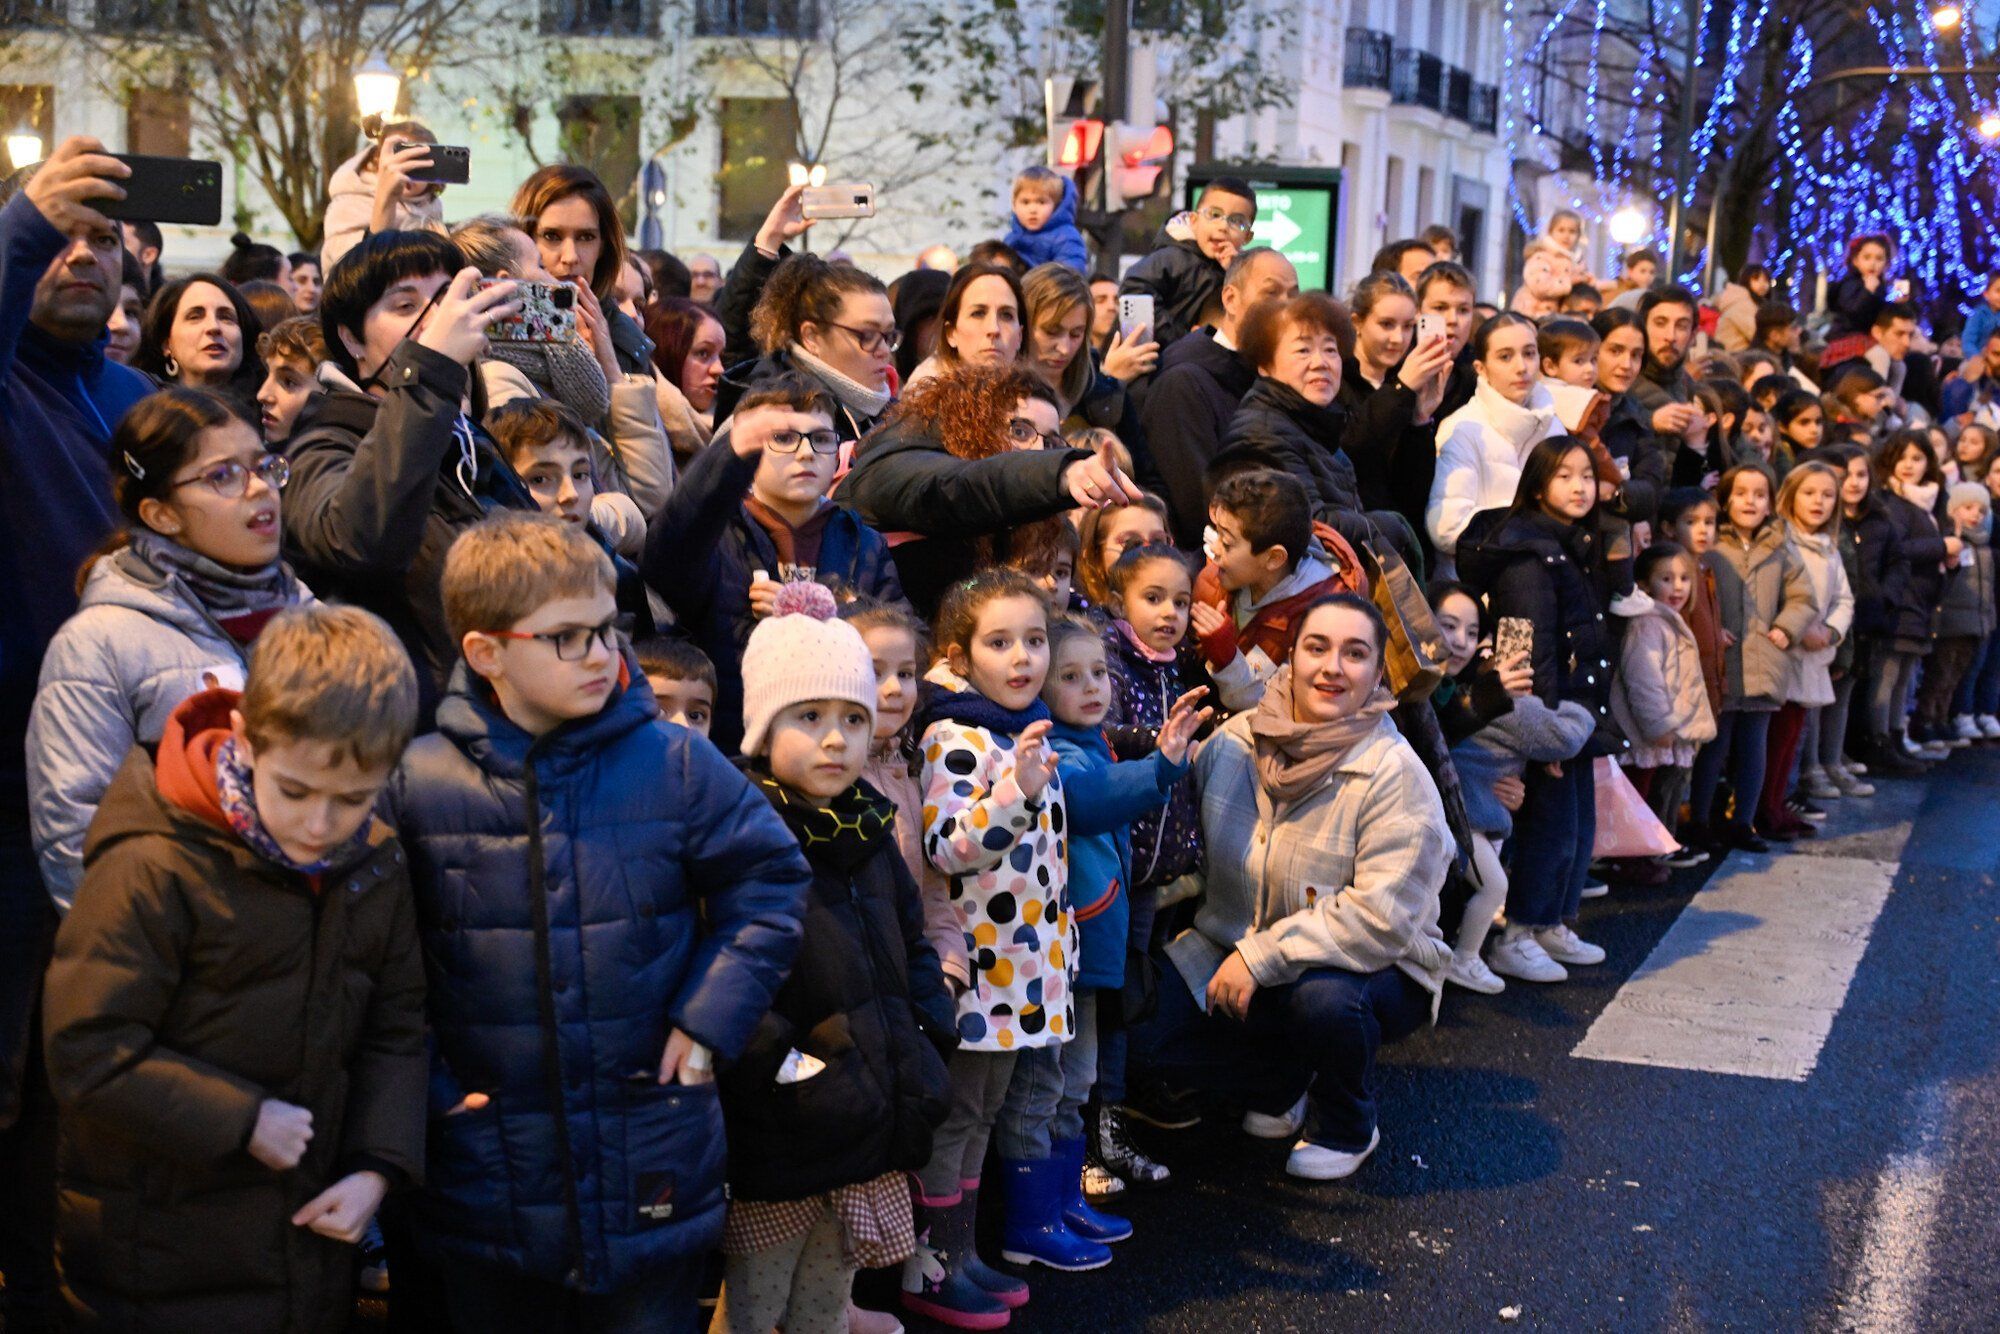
[2,124,1998,1334]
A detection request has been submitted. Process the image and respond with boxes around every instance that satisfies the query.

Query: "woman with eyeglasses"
[843,363,1138,617]
[27,387,312,908]
[643,371,909,752]
[712,252,900,450]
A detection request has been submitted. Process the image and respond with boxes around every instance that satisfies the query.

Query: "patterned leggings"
[715,1208,853,1334]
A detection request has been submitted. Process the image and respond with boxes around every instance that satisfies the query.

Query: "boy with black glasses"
[1117,176,1259,351]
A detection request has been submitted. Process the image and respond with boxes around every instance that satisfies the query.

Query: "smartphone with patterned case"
[480,279,579,343]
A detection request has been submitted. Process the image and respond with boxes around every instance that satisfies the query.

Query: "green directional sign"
[1184,165,1342,293]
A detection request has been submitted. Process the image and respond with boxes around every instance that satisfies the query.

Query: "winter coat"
[1101,622,1204,888]
[1197,545,1361,712]
[1781,526,1855,707]
[641,441,907,752]
[43,693,424,1334]
[1048,723,1185,991]
[716,240,782,373]
[1706,521,1817,708]
[1450,696,1597,837]
[1833,520,1864,676]
[1214,376,1366,522]
[1069,360,1155,487]
[1456,507,1623,758]
[283,350,537,718]
[1335,355,1440,538]
[863,749,966,989]
[653,371,714,465]
[1003,177,1091,273]
[1117,234,1224,352]
[1139,328,1256,547]
[1964,304,2000,368]
[389,660,812,1293]
[719,770,954,1202]
[1610,600,1718,766]
[1714,282,1761,352]
[1173,710,1452,1003]
[918,712,1074,1052]
[840,414,1088,618]
[1426,379,1563,562]
[1684,554,1729,720]
[1429,664,1517,748]
[319,147,446,274]
[1852,490,1947,646]
[1827,271,1888,339]
[1630,360,1695,414]
[27,546,311,908]
[1936,529,1996,640]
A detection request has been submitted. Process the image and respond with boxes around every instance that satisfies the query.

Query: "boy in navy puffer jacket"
[392,512,811,1332]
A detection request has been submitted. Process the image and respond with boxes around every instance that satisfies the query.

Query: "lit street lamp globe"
[1608,206,1649,247]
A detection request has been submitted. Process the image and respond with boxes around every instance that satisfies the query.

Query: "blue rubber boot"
[1054,1135,1133,1243]
[960,1178,1030,1307]
[998,1156,1112,1271]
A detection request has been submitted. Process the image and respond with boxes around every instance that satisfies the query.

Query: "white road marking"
[1835,1081,1952,1332]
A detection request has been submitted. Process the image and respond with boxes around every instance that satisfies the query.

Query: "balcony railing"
[1445,66,1472,121]
[95,0,194,32]
[1391,49,1445,112]
[1344,27,1392,92]
[694,0,818,37]
[1470,81,1498,133]
[0,0,62,27]
[542,0,656,36]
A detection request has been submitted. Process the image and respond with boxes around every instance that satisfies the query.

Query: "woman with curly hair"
[841,364,1140,616]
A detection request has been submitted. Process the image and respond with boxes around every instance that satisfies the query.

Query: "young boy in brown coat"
[43,605,424,1333]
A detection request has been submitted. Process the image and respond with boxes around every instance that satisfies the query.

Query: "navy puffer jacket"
[390,659,811,1293]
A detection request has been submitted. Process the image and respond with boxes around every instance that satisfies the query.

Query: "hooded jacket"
[389,661,811,1292]
[44,690,424,1334]
[1117,233,1224,352]
[640,438,908,752]
[1003,177,1091,273]
[1426,379,1563,561]
[839,414,1088,618]
[319,146,447,274]
[1936,525,1996,640]
[27,545,311,908]
[282,347,537,718]
[1854,488,1949,645]
[1706,520,1817,708]
[1781,525,1855,707]
[1610,598,1719,766]
[1140,327,1257,546]
[1214,376,1366,522]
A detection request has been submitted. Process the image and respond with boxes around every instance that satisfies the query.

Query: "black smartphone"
[408,144,469,186]
[93,154,223,226]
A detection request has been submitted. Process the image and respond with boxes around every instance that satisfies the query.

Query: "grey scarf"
[789,342,893,419]
[125,528,300,621]
[485,337,612,425]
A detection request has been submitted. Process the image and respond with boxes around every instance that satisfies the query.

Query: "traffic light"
[1056,118,1105,170]
[1104,121,1174,208]
[1044,76,1101,172]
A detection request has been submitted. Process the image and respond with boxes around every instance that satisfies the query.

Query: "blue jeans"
[1507,758,1597,928]
[1689,709,1771,831]
[1132,956,1432,1151]
[996,992,1097,1158]
[1955,630,2000,717]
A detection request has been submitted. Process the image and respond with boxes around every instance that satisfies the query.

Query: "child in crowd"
[1075,493,1171,612]
[635,635,717,735]
[1809,445,1878,795]
[1659,488,1729,852]
[1119,176,1258,349]
[1611,544,1717,866]
[643,373,907,752]
[43,605,424,1330]
[394,512,812,1332]
[1002,165,1090,275]
[1761,463,1852,834]
[1945,422,1998,485]
[1916,483,1995,743]
[1427,581,1538,992]
[1543,207,1587,268]
[904,570,1074,1326]
[488,398,646,549]
[1963,273,2000,361]
[1093,542,1208,1188]
[1740,402,1776,468]
[1005,517,1080,617]
[1031,618,1206,1227]
[253,314,326,444]
[1865,431,1953,764]
[1689,465,1813,850]
[715,581,956,1334]
[1192,469,1356,711]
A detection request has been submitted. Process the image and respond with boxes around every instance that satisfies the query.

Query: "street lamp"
[787,160,826,189]
[1980,111,2000,139]
[1608,205,1649,247]
[353,56,401,140]
[1932,4,1963,32]
[5,126,43,171]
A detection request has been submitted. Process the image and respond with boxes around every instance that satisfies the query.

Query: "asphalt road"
[875,747,2000,1333]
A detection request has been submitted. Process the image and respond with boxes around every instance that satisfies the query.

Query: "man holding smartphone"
[0,133,154,1334]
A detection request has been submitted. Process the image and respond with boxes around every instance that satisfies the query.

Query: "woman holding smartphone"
[1337,270,1454,524]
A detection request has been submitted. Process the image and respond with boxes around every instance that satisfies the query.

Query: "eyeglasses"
[1195,206,1255,235]
[170,454,290,498]
[484,614,632,661]
[765,428,842,456]
[825,321,901,353]
[1006,417,1065,450]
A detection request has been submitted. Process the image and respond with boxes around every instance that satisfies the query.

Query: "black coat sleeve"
[1139,371,1229,547]
[641,435,756,621]
[1489,558,1563,706]
[842,435,1088,538]
[717,240,787,371]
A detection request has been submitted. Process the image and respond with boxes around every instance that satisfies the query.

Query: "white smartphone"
[800,183,876,221]
[1417,312,1447,345]
[1118,293,1154,342]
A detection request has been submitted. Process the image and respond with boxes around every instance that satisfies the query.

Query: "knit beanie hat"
[1948,481,1990,513]
[739,581,878,756]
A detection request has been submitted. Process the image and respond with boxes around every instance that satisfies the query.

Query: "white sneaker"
[1446,951,1507,994]
[1242,1093,1308,1140]
[1578,879,1610,899]
[1487,930,1568,983]
[1286,1126,1380,1180]
[1798,767,1842,800]
[1535,924,1607,966]
[1979,714,2000,739]
[1923,739,1953,758]
[1955,714,1983,742]
[1830,763,1876,797]
[1843,753,1870,775]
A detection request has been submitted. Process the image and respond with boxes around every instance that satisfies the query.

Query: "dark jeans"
[1132,954,1431,1151]
[1690,709,1771,831]
[1917,636,1980,732]
[440,1257,704,1334]
[1093,881,1161,1107]
[1507,758,1597,928]
[1961,630,2000,718]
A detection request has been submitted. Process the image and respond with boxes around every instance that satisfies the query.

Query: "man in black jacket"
[1140,248,1298,547]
